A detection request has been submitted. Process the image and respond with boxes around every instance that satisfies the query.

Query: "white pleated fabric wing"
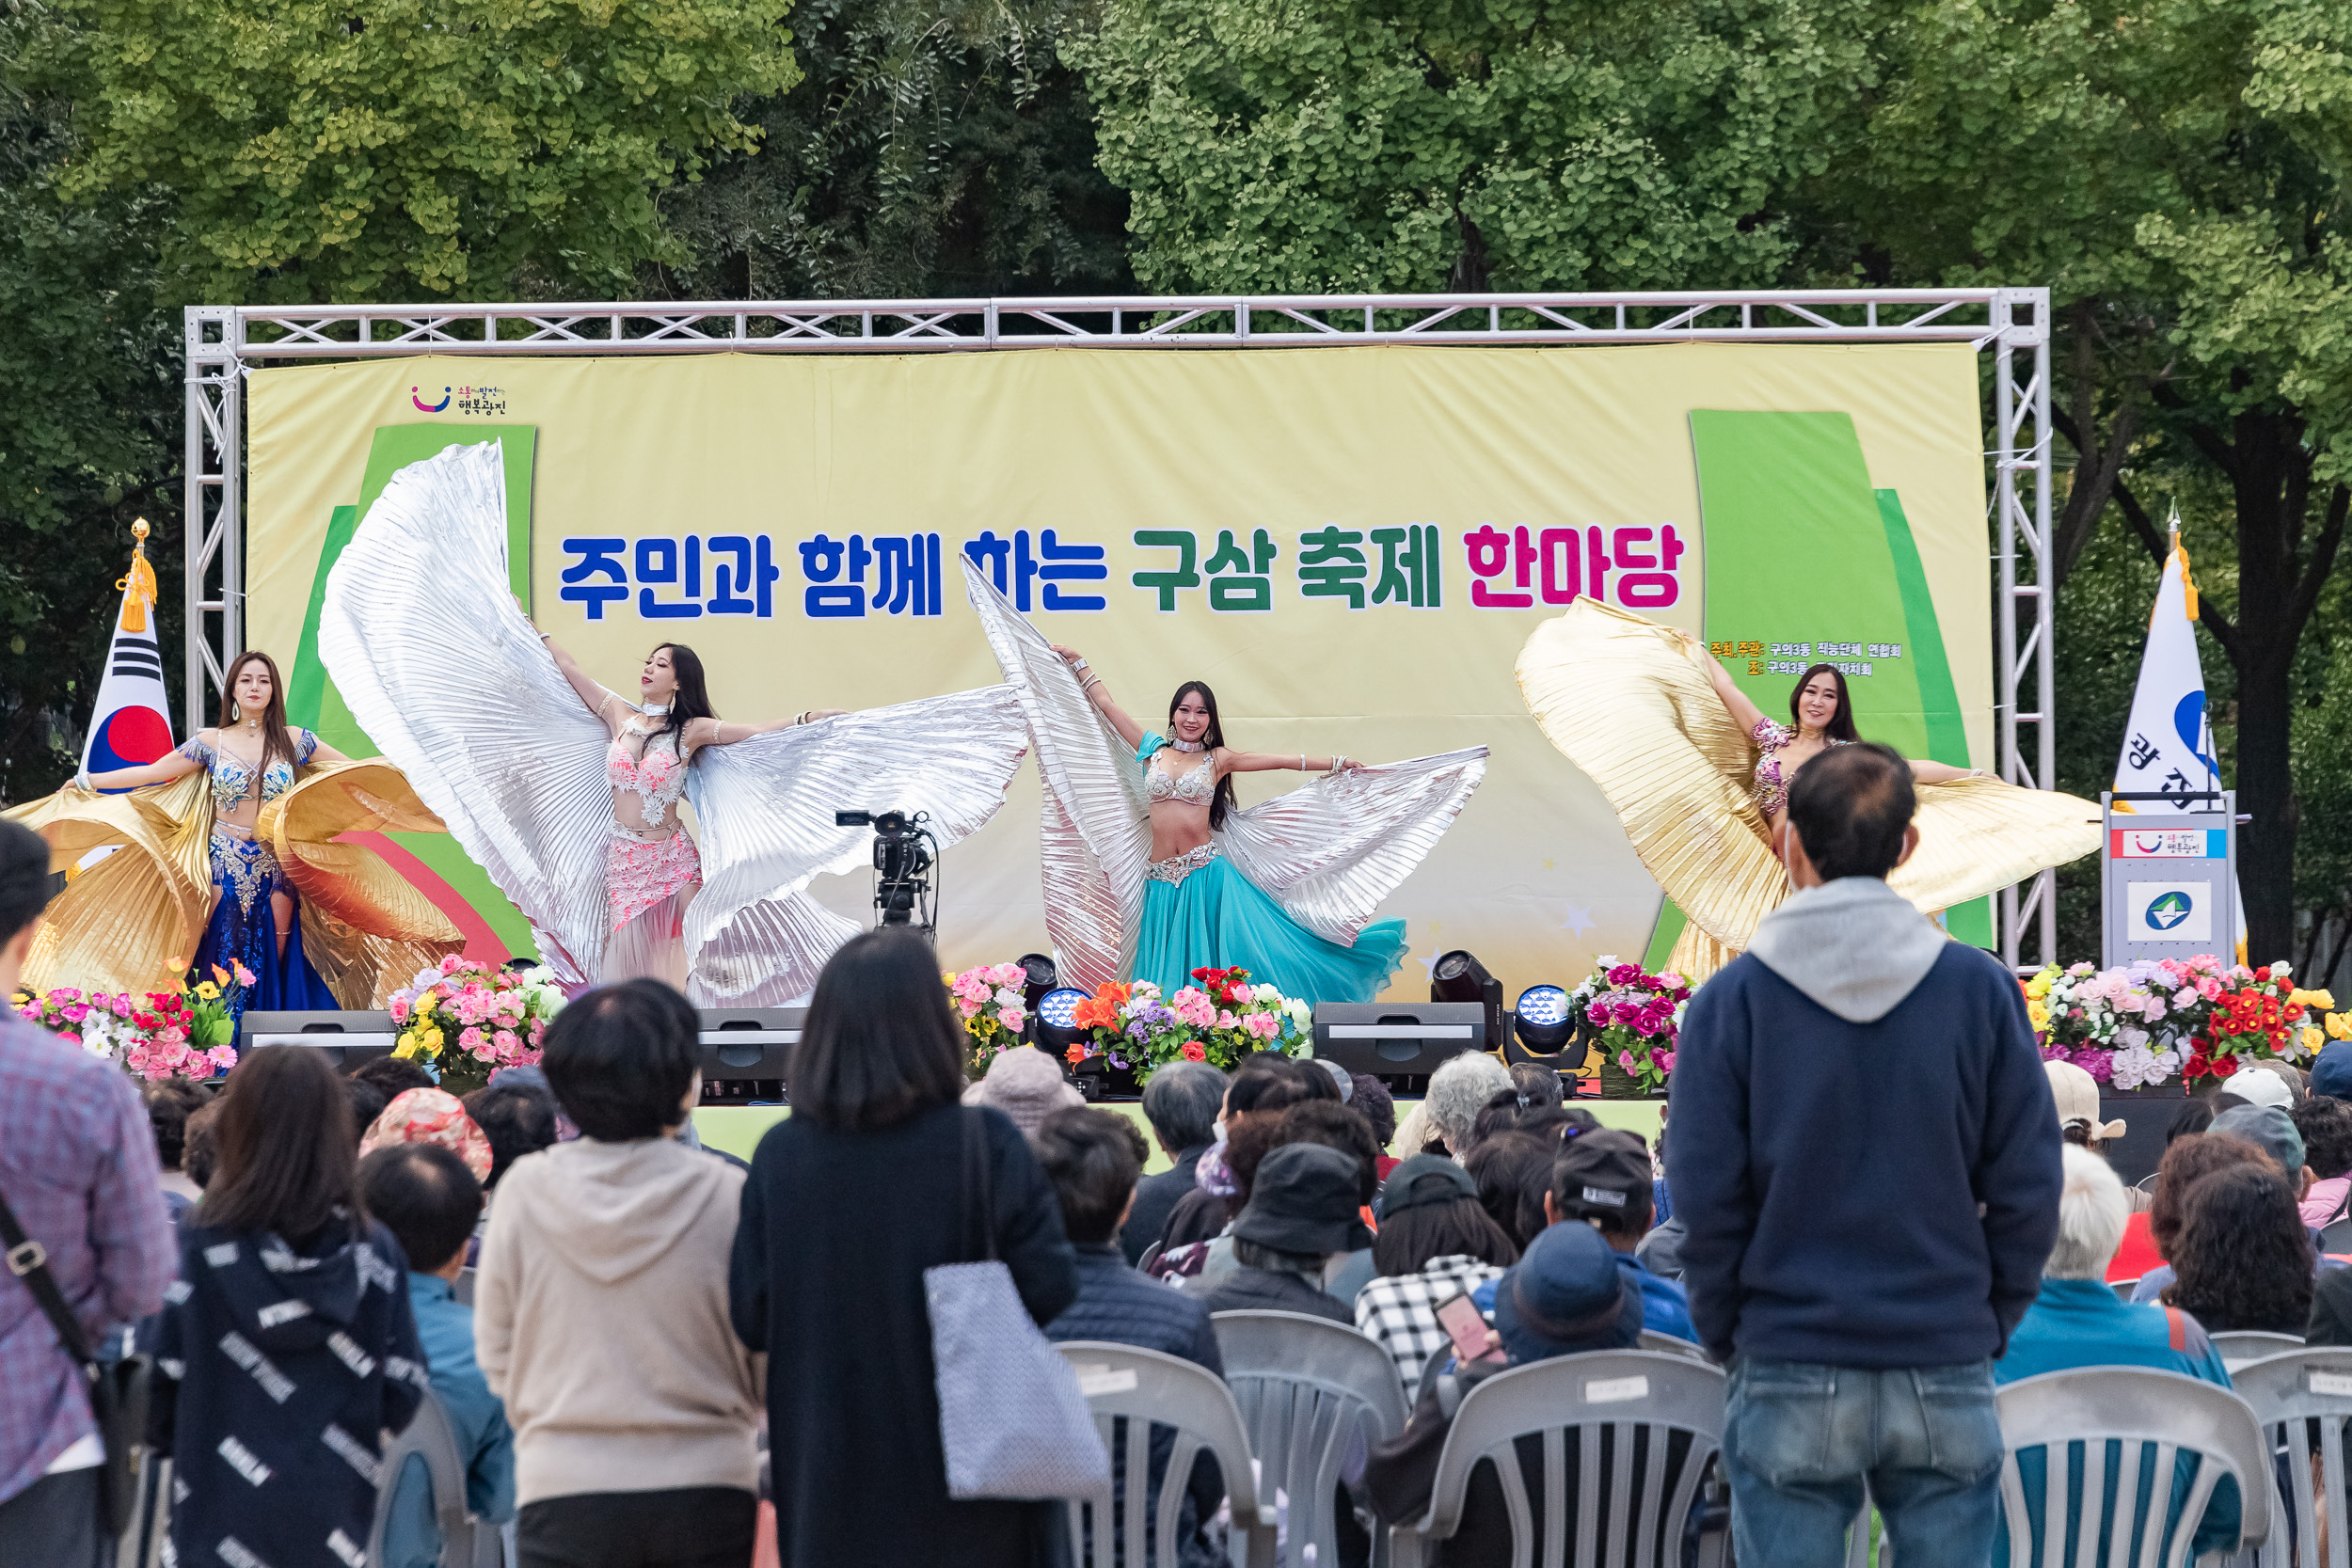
[320,441,613,988]
[684,689,1030,1004]
[961,557,1150,991]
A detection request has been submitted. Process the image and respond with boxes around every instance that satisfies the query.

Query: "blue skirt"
[190,830,338,1032]
[1136,848,1407,1007]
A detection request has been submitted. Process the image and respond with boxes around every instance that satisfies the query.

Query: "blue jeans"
[1723,1358,2004,1568]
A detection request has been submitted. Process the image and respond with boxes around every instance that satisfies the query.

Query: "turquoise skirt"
[1136,851,1408,1006]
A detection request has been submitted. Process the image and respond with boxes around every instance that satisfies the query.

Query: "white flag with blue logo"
[2113,540,2217,812]
[80,526,176,782]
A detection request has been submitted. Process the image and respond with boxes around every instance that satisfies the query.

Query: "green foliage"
[654,0,1129,297]
[27,0,803,303]
[1073,0,1876,293]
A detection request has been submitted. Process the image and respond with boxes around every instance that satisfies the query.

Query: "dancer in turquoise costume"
[961,557,1487,1007]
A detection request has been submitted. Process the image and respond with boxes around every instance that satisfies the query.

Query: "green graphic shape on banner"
[287,425,540,958]
[1640,410,1993,960]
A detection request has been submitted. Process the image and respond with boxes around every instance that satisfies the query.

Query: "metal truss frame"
[185,286,2058,966]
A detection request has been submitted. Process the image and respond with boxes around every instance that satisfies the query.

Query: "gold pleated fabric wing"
[7,771,213,998]
[1518,597,2100,972]
[261,760,466,1007]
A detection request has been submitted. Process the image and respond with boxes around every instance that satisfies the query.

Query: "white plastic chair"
[2210,1330,2306,1371]
[1636,1330,1711,1364]
[1056,1340,1279,1568]
[2219,1345,2352,1568]
[1215,1309,1410,1567]
[366,1387,501,1568]
[1993,1366,2271,1568]
[1389,1349,1728,1568]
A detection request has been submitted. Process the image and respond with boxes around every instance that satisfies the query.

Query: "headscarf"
[361,1087,494,1181]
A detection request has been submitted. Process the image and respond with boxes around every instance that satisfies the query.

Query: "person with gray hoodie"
[1667,744,2062,1568]
[476,979,762,1568]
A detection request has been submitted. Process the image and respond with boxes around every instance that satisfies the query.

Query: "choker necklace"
[641,701,671,717]
[1171,738,1205,752]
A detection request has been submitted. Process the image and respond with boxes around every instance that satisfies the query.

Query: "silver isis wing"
[682,688,1030,1005]
[960,556,1151,992]
[318,441,613,989]
[1215,749,1489,945]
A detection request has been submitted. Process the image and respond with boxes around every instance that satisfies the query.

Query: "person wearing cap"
[2043,1060,2126,1153]
[1194,1143,1369,1323]
[960,1043,1087,1141]
[1667,746,2059,1568]
[2313,1040,2352,1103]
[1359,1223,1645,1561]
[1468,1129,1695,1342]
[2222,1064,2296,1115]
[1352,1156,1521,1387]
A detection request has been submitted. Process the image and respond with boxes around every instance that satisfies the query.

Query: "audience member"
[0,818,175,1565]
[2211,1102,2314,1196]
[2310,1259,2352,1343]
[1314,1057,1357,1101]
[1120,1059,1226,1264]
[959,1042,1085,1140]
[2229,1065,2296,1113]
[2126,1131,2275,1302]
[1994,1147,2237,1564]
[1349,1073,1399,1179]
[1240,1099,1382,1298]
[2163,1163,2315,1333]
[363,1143,516,1568]
[345,1075,391,1148]
[1354,1155,1518,1386]
[1391,1099,1445,1159]
[2044,1060,2124,1152]
[1668,744,2059,1566]
[1472,1128,1693,1340]
[1153,1055,1326,1257]
[361,1085,495,1180]
[1360,1223,1644,1564]
[2313,1041,2352,1103]
[145,1045,426,1568]
[1461,1129,1553,1250]
[481,979,762,1568]
[143,1076,210,1215]
[463,1079,564,1190]
[1195,1144,1365,1322]
[1506,1061,1565,1110]
[2295,1094,2352,1227]
[1422,1052,1512,1155]
[349,1053,437,1102]
[1469,1086,1572,1146]
[1034,1107,1227,1568]
[183,1096,222,1189]
[730,929,1076,1568]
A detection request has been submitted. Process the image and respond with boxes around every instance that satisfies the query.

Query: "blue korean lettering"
[558,537,629,620]
[706,535,782,618]
[635,537,703,620]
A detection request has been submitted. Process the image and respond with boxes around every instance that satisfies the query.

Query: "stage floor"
[690,1098,1668,1170]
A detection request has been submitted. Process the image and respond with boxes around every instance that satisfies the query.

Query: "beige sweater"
[476,1136,763,1505]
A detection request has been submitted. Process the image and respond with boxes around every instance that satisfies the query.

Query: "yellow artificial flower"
[2025,968,2055,1001]
[2293,988,2338,1012]
[393,1034,421,1059]
[194,981,220,1001]
[2329,1011,2352,1042]
[167,957,184,971]
[2304,1025,2327,1055]
[2026,1000,2050,1033]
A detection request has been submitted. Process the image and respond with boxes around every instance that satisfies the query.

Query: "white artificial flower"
[1254,983,1283,1004]
[1284,998,1312,1025]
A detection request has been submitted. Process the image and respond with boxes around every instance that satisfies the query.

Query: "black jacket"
[1121,1145,1209,1265]
[1196,1265,1351,1323]
[730,1102,1078,1568]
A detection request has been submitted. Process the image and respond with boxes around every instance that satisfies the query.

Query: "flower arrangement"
[17,985,134,1060]
[2023,955,2333,1090]
[1568,957,1691,1095]
[946,961,1033,1074]
[1068,967,1311,1081]
[390,956,560,1095]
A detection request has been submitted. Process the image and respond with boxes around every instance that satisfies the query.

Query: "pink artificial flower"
[389,998,411,1022]
[959,996,984,1019]
[2196,976,2224,1002]
[1243,1011,1279,1040]
[1617,1051,1637,1071]
[54,988,81,1003]
[233,961,257,988]
[1216,1010,1237,1030]
[460,1026,485,1053]
[441,954,468,975]
[998,1006,1026,1032]
[61,1005,89,1023]
[158,1026,185,1046]
[1656,1050,1676,1073]
[493,1028,519,1054]
[1607,963,1641,988]
[1180,1039,1208,1062]
[60,1032,81,1047]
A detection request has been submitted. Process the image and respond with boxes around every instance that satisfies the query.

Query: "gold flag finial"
[2165,502,2199,622]
[117,518,158,633]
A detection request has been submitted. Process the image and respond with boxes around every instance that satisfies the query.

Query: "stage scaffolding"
[183,288,2058,966]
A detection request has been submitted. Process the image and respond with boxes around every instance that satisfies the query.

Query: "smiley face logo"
[411,386,453,413]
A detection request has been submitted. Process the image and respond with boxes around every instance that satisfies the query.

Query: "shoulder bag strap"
[961,1109,999,1264]
[0,1189,95,1367]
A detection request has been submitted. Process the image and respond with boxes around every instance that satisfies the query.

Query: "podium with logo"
[2102,792,2236,966]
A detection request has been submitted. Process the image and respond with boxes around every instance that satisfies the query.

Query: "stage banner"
[246,343,1993,998]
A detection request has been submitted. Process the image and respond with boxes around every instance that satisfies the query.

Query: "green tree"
[652,0,1129,298]
[28,0,802,303]
[1825,0,2352,964]
[1071,0,1876,293]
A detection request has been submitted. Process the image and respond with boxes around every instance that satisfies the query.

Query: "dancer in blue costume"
[79,651,343,1022]
[1068,662,1408,1004]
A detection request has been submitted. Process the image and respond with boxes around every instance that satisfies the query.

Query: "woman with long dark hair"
[729,928,1078,1567]
[963,556,1487,1005]
[142,1045,428,1568]
[1517,599,2100,981]
[2163,1162,2316,1333]
[44,647,462,1018]
[320,442,1031,1003]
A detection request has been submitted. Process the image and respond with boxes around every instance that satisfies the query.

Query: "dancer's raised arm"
[1217,749,1357,775]
[685,710,849,750]
[534,624,624,730]
[80,744,202,793]
[1677,629,1768,737]
[1050,644,1146,750]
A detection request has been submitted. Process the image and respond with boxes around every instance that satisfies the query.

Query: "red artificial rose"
[2184,1051,2212,1080]
[2211,1053,2240,1079]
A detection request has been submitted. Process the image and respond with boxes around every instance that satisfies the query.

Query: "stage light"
[1512,985,1574,1053]
[1430,949,1504,1048]
[1032,986,1091,1055]
[1017,952,1059,1014]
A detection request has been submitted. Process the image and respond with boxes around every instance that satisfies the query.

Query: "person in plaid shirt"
[0,818,177,1564]
[1351,1155,1521,1389]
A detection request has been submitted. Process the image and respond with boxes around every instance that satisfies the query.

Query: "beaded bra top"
[1751,718,1846,817]
[1146,752,1218,806]
[608,721,690,815]
[179,729,318,811]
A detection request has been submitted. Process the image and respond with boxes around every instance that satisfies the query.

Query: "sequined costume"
[1515,597,2101,982]
[8,749,465,1013]
[962,555,1486,1005]
[318,440,1032,1003]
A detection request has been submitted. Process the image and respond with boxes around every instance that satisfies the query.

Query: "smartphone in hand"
[1433,1289,1504,1368]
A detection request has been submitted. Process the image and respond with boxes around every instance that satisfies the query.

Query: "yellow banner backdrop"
[247,343,1991,1000]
